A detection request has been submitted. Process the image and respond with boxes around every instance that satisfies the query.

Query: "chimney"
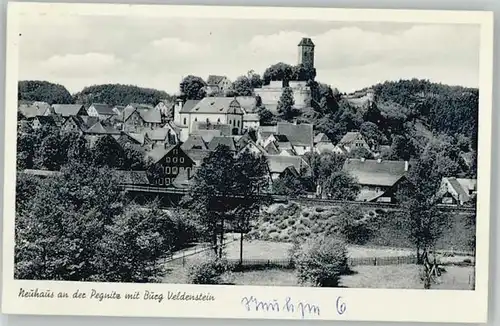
[405,160,409,171]
[377,158,382,163]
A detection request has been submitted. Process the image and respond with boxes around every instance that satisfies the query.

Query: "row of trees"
[19,81,173,108]
[17,124,150,172]
[15,160,200,281]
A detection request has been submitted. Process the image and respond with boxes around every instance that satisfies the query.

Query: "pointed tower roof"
[298,37,315,47]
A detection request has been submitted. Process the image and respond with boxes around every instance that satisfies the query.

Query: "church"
[254,37,315,113]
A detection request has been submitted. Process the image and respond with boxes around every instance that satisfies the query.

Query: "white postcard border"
[1,3,494,323]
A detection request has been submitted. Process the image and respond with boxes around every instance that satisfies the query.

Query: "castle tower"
[298,37,315,69]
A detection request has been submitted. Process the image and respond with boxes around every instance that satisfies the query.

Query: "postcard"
[1,2,493,323]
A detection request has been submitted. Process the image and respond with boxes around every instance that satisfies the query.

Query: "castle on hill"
[254,37,315,113]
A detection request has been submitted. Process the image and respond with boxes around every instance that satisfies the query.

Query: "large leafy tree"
[277,87,295,120]
[322,171,360,201]
[184,145,270,259]
[92,135,126,169]
[15,162,125,281]
[396,141,453,265]
[232,76,253,96]
[180,75,207,100]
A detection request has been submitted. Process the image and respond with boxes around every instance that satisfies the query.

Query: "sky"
[18,14,481,95]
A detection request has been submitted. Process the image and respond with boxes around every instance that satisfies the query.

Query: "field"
[163,238,474,289]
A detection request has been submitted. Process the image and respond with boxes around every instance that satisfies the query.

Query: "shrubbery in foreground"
[292,236,348,287]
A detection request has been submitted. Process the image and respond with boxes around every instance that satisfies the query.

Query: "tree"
[96,202,177,282]
[292,236,348,287]
[304,151,346,188]
[92,135,125,169]
[388,135,414,161]
[360,122,385,149]
[33,130,65,170]
[396,142,453,265]
[123,144,147,170]
[73,84,172,107]
[180,75,207,100]
[247,70,263,89]
[277,87,295,120]
[322,171,360,201]
[18,80,73,105]
[257,106,275,126]
[363,101,383,124]
[15,162,126,281]
[232,76,253,96]
[262,62,294,85]
[17,123,36,170]
[347,147,374,160]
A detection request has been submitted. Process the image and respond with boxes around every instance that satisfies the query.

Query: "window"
[173,157,178,163]
[229,120,232,125]
[180,167,185,173]
[172,167,178,174]
[165,178,171,185]
[166,167,171,174]
[237,120,240,127]
[217,118,220,123]
[233,120,236,126]
[166,157,171,163]
[194,118,198,122]
[159,178,164,185]
[180,157,184,163]
[174,149,178,155]
[187,167,191,177]
[183,118,187,125]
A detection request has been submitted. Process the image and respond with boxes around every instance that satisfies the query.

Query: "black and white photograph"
[2,3,493,323]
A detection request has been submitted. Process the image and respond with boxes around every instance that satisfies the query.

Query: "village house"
[18,102,52,119]
[314,132,336,154]
[154,99,175,120]
[333,131,370,155]
[31,115,61,130]
[243,113,260,131]
[84,120,121,137]
[87,103,118,120]
[145,144,196,186]
[143,124,179,150]
[51,104,87,117]
[437,177,477,206]
[266,155,311,181]
[205,75,232,96]
[121,105,162,132]
[60,116,100,135]
[174,97,245,142]
[181,134,209,151]
[342,158,410,203]
[116,132,145,149]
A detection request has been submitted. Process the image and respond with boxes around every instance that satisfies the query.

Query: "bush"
[287,219,296,226]
[315,207,325,213]
[300,218,312,228]
[292,236,348,287]
[302,211,310,218]
[262,215,271,222]
[279,221,289,230]
[187,253,230,285]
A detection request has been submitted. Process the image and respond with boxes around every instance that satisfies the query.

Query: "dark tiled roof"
[179,99,201,113]
[276,122,313,147]
[188,97,243,114]
[52,104,85,117]
[207,75,227,85]
[266,155,308,174]
[338,132,364,145]
[208,136,237,151]
[298,37,315,47]
[342,158,408,187]
[85,121,120,135]
[145,144,177,163]
[34,115,58,126]
[314,132,330,143]
[139,109,162,123]
[90,103,116,115]
[181,135,208,151]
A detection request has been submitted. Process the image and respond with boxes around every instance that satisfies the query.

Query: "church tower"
[298,37,315,69]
